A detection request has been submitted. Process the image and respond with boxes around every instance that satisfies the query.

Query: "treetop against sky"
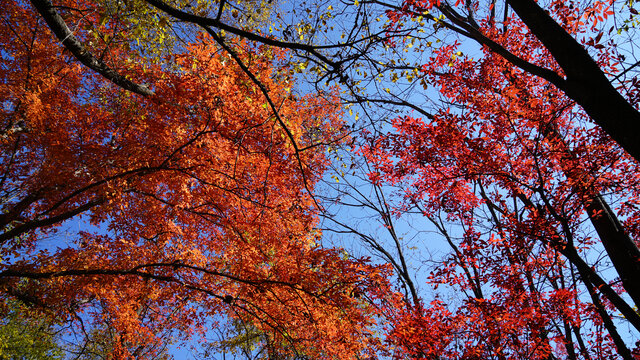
[2,0,640,358]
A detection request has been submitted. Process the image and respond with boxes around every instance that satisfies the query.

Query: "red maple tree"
[361,0,640,358]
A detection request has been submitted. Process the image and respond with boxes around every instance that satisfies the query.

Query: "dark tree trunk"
[506,0,640,163]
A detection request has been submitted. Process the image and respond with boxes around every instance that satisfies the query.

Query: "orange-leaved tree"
[0,1,390,358]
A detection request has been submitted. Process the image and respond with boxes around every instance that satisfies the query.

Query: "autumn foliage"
[0,1,390,358]
[3,0,640,358]
[361,0,640,358]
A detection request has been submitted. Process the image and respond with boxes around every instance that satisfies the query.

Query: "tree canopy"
[2,0,640,358]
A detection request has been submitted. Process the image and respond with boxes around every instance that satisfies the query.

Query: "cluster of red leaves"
[365,0,640,358]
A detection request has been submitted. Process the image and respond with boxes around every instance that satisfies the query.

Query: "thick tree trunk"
[559,245,640,332]
[581,275,634,360]
[542,123,640,310]
[506,0,640,163]
[583,195,640,309]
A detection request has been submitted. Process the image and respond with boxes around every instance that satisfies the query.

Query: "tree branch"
[30,0,153,96]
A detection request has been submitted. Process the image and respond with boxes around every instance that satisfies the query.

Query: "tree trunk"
[506,0,640,163]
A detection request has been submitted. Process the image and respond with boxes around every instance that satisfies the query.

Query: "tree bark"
[506,0,640,163]
[542,124,640,310]
[30,0,153,96]
[582,195,640,309]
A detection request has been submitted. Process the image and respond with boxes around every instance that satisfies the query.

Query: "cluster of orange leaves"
[0,1,392,358]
